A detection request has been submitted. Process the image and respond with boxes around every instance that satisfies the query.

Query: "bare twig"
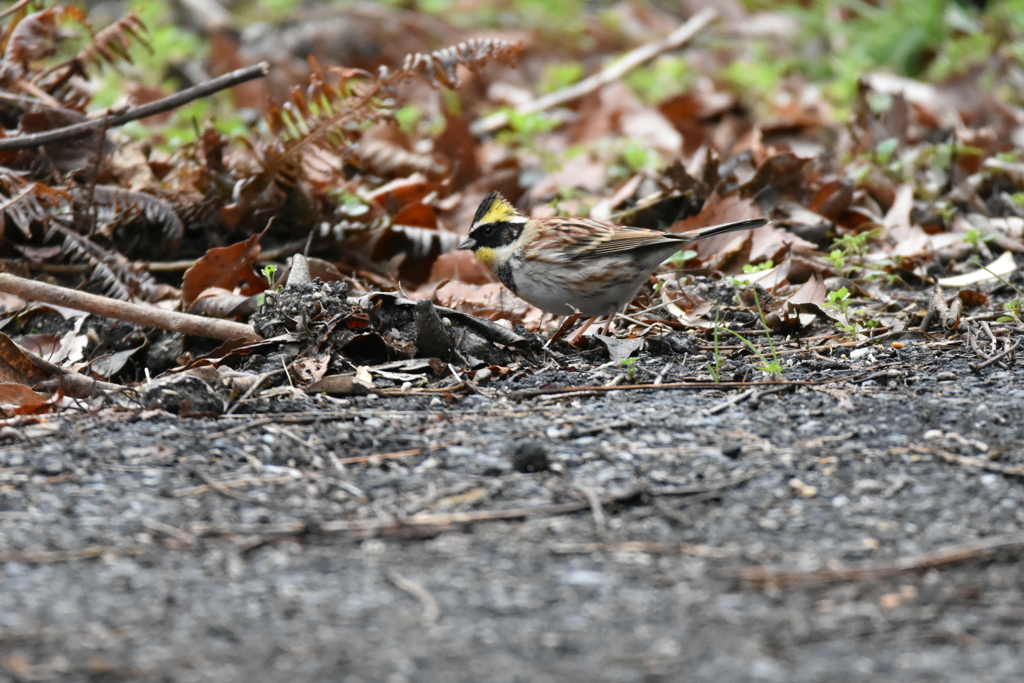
[0,545,146,564]
[225,369,284,415]
[705,388,757,415]
[934,449,1024,478]
[0,0,32,21]
[575,483,607,535]
[0,273,261,342]
[969,338,1020,373]
[919,286,948,332]
[511,365,900,400]
[335,440,459,466]
[738,531,1024,587]
[384,569,441,626]
[471,8,717,135]
[0,62,270,152]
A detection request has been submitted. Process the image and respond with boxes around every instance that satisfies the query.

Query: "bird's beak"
[457,237,475,250]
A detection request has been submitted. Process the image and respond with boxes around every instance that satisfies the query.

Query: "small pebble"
[852,479,886,495]
[923,429,943,440]
[506,440,550,473]
[936,372,957,381]
[475,368,492,383]
[789,478,817,498]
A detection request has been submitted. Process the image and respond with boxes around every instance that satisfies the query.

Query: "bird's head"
[457,191,527,267]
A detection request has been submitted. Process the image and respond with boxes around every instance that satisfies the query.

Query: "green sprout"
[705,308,722,383]
[826,286,852,315]
[256,264,279,307]
[619,357,639,382]
[742,260,775,274]
[963,227,994,248]
[668,249,699,269]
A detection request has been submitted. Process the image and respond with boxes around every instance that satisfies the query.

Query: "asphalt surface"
[2,334,1024,682]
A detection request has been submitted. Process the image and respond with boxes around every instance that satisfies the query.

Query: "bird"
[457,191,769,343]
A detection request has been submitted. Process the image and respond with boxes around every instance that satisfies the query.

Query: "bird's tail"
[674,218,769,242]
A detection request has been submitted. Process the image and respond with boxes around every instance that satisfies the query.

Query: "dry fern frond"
[0,173,51,239]
[261,39,521,178]
[355,138,446,180]
[79,186,184,249]
[75,13,150,71]
[233,39,520,232]
[32,12,151,95]
[386,38,523,89]
[4,9,63,69]
[48,221,160,301]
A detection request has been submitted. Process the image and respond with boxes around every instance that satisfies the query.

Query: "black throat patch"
[494,259,517,293]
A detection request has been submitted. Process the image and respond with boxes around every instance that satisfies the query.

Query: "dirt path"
[2,338,1024,682]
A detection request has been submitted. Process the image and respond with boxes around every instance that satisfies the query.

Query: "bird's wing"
[530,218,681,262]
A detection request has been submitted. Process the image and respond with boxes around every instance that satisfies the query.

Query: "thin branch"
[0,0,32,21]
[969,338,1020,373]
[0,273,261,342]
[510,365,901,400]
[0,62,270,152]
[384,569,441,626]
[471,8,717,135]
[738,531,1024,587]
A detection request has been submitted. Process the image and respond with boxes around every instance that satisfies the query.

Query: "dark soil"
[3,331,1024,683]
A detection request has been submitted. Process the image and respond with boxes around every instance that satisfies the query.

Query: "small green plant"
[743,260,774,274]
[626,54,693,103]
[827,230,877,277]
[826,286,852,315]
[262,264,278,287]
[667,249,699,268]
[539,61,585,94]
[721,328,782,379]
[751,288,782,378]
[825,248,848,276]
[335,192,371,217]
[1000,298,1022,323]
[825,286,863,337]
[705,308,723,383]
[874,138,899,165]
[963,227,995,248]
[256,264,279,307]
[494,107,563,169]
[620,140,662,173]
[968,258,1024,323]
[729,260,775,286]
[619,357,639,382]
[711,289,783,380]
[832,232,872,256]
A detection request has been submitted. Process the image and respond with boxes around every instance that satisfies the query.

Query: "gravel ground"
[2,335,1024,683]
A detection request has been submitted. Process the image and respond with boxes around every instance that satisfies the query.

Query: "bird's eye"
[482,226,495,236]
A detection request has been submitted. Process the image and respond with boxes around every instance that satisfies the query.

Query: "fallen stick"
[0,62,270,151]
[471,8,717,135]
[737,531,1024,587]
[0,273,261,342]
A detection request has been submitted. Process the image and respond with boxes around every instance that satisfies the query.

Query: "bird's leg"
[567,316,599,346]
[599,313,617,336]
[545,307,582,348]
